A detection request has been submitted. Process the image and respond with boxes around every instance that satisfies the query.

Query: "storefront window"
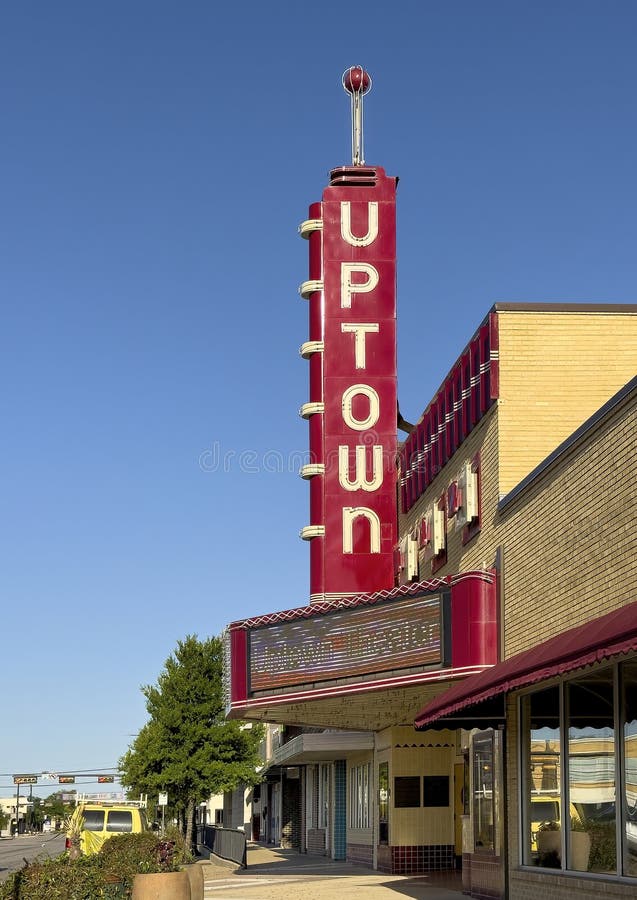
[318,764,330,829]
[348,763,370,828]
[473,731,495,852]
[520,660,637,878]
[623,661,637,876]
[567,669,616,874]
[522,686,561,867]
[378,762,389,844]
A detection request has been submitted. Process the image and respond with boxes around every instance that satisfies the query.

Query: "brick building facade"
[225,299,637,893]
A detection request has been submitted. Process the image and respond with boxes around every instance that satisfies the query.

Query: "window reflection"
[473,731,495,852]
[624,662,637,876]
[567,670,616,874]
[524,687,561,867]
[378,761,389,844]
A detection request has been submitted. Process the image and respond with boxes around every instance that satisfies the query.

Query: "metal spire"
[342,66,372,166]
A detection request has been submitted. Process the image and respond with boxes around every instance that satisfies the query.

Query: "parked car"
[530,796,581,852]
[66,799,149,855]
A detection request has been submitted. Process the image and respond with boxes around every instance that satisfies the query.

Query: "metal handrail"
[197,824,247,868]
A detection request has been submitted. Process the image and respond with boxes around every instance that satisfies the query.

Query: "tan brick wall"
[498,385,637,655]
[401,381,636,659]
[397,314,637,895]
[400,407,502,579]
[497,310,637,497]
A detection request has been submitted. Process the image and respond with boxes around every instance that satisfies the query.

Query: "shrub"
[0,853,118,900]
[586,820,617,872]
[537,848,561,869]
[99,831,162,880]
[0,831,193,899]
[162,825,193,869]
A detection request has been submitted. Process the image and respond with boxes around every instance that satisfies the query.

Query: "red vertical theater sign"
[299,68,397,602]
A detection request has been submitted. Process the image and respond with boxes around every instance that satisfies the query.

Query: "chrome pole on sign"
[342,66,372,166]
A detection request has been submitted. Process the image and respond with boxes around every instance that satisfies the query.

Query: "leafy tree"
[41,790,75,827]
[28,796,45,831]
[120,634,263,849]
[0,807,9,833]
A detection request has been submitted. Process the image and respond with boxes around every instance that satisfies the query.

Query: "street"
[0,833,65,883]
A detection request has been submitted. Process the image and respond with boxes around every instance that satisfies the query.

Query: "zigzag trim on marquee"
[233,570,494,630]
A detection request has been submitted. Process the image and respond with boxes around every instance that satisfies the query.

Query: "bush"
[98,831,193,894]
[586,820,617,872]
[0,831,193,899]
[161,825,193,869]
[99,831,163,881]
[0,854,119,900]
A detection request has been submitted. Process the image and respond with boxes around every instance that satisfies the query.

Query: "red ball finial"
[342,66,372,95]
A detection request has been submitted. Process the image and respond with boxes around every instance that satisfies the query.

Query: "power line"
[0,767,120,777]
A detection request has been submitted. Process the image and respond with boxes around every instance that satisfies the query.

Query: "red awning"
[415,600,637,729]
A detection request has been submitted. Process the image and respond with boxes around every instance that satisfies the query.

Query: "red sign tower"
[299,68,398,602]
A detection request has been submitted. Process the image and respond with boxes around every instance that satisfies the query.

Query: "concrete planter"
[184,862,204,899]
[569,831,591,871]
[536,829,561,857]
[131,870,190,900]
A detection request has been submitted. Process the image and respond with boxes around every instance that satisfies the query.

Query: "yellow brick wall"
[399,406,502,578]
[498,310,637,496]
[497,385,637,656]
[401,381,636,659]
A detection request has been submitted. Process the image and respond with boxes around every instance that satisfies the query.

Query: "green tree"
[0,807,9,833]
[29,796,45,831]
[119,634,263,849]
[41,790,75,826]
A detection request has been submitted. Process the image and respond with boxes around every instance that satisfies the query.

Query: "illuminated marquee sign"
[299,166,398,601]
[249,593,446,692]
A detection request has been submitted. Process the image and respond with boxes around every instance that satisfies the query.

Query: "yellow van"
[530,796,582,852]
[66,798,149,855]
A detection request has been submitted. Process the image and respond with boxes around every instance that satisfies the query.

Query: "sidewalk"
[200,844,465,899]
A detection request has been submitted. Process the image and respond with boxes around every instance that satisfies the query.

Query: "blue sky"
[1,1,636,794]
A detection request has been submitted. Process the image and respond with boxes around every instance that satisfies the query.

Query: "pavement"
[199,844,465,899]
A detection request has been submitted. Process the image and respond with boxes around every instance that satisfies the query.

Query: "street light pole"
[14,783,20,836]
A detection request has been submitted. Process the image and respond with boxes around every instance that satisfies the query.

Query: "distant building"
[0,795,31,836]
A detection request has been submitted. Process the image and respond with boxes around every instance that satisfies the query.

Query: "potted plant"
[585,819,616,873]
[568,816,592,871]
[536,820,561,859]
[130,837,191,900]
[98,830,194,898]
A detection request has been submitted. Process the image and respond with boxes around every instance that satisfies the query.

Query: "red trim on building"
[414,599,637,728]
[229,575,460,629]
[226,570,498,716]
[401,314,499,513]
[227,663,493,717]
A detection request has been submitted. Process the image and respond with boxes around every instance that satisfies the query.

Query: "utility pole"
[14,783,20,836]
